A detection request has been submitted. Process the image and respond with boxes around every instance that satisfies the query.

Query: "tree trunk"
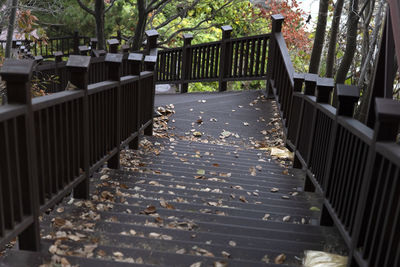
[309,0,329,74]
[335,0,359,84]
[95,0,105,50]
[132,0,147,51]
[325,0,344,78]
[5,0,18,58]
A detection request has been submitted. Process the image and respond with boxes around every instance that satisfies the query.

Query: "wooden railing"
[0,50,155,250]
[268,15,400,267]
[0,33,90,58]
[157,27,270,92]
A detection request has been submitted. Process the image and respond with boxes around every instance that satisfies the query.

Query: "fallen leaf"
[197,169,206,175]
[193,131,202,137]
[214,261,228,267]
[275,253,286,264]
[190,262,202,267]
[160,199,175,210]
[249,167,257,176]
[270,188,279,193]
[239,196,248,203]
[283,216,291,222]
[262,214,270,221]
[229,240,236,247]
[310,206,321,212]
[142,205,157,214]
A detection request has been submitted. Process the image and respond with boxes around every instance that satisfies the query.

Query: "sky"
[298,0,320,24]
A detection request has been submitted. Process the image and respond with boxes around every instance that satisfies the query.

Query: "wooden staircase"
[1,133,345,266]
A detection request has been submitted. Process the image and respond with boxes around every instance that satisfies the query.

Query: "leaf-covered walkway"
[1,90,346,266]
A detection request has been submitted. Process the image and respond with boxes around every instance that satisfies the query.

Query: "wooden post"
[316,77,334,103]
[181,34,193,93]
[53,51,63,91]
[78,45,90,56]
[90,38,98,50]
[105,53,123,169]
[73,30,79,55]
[67,55,91,199]
[219,25,233,92]
[128,53,143,149]
[107,39,120,54]
[145,29,159,54]
[143,56,157,136]
[304,73,318,96]
[266,14,284,98]
[0,59,40,251]
[373,98,400,142]
[336,84,360,116]
[293,72,305,92]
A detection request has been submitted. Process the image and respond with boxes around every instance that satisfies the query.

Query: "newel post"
[145,29,159,55]
[181,34,193,93]
[73,30,80,55]
[336,84,360,116]
[67,55,91,199]
[107,39,120,54]
[373,98,400,142]
[219,25,233,92]
[105,53,123,169]
[316,77,334,103]
[128,53,143,150]
[266,14,284,97]
[0,59,41,251]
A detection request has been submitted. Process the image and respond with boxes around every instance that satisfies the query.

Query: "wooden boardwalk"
[1,91,346,266]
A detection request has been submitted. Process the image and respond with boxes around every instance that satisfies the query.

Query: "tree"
[5,0,18,58]
[76,0,116,50]
[129,0,238,51]
[325,0,344,78]
[335,0,359,84]
[308,0,329,74]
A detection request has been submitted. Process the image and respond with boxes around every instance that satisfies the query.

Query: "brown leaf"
[239,196,248,203]
[212,163,220,167]
[142,205,157,214]
[274,253,286,264]
[160,199,175,210]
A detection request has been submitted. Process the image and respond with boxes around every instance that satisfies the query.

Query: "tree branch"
[76,0,95,15]
[146,0,169,14]
[105,0,117,13]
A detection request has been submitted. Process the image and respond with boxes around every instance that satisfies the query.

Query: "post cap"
[66,55,91,69]
[336,84,359,116]
[144,55,157,63]
[145,29,159,38]
[92,49,107,57]
[121,44,130,52]
[78,45,90,52]
[375,98,400,122]
[317,77,334,88]
[34,55,43,63]
[107,39,120,46]
[336,84,359,98]
[272,14,285,21]
[294,72,305,80]
[53,51,63,57]
[221,25,233,32]
[374,98,400,142]
[128,53,143,62]
[90,38,98,43]
[0,59,35,82]
[304,73,318,95]
[105,53,123,63]
[183,33,193,40]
